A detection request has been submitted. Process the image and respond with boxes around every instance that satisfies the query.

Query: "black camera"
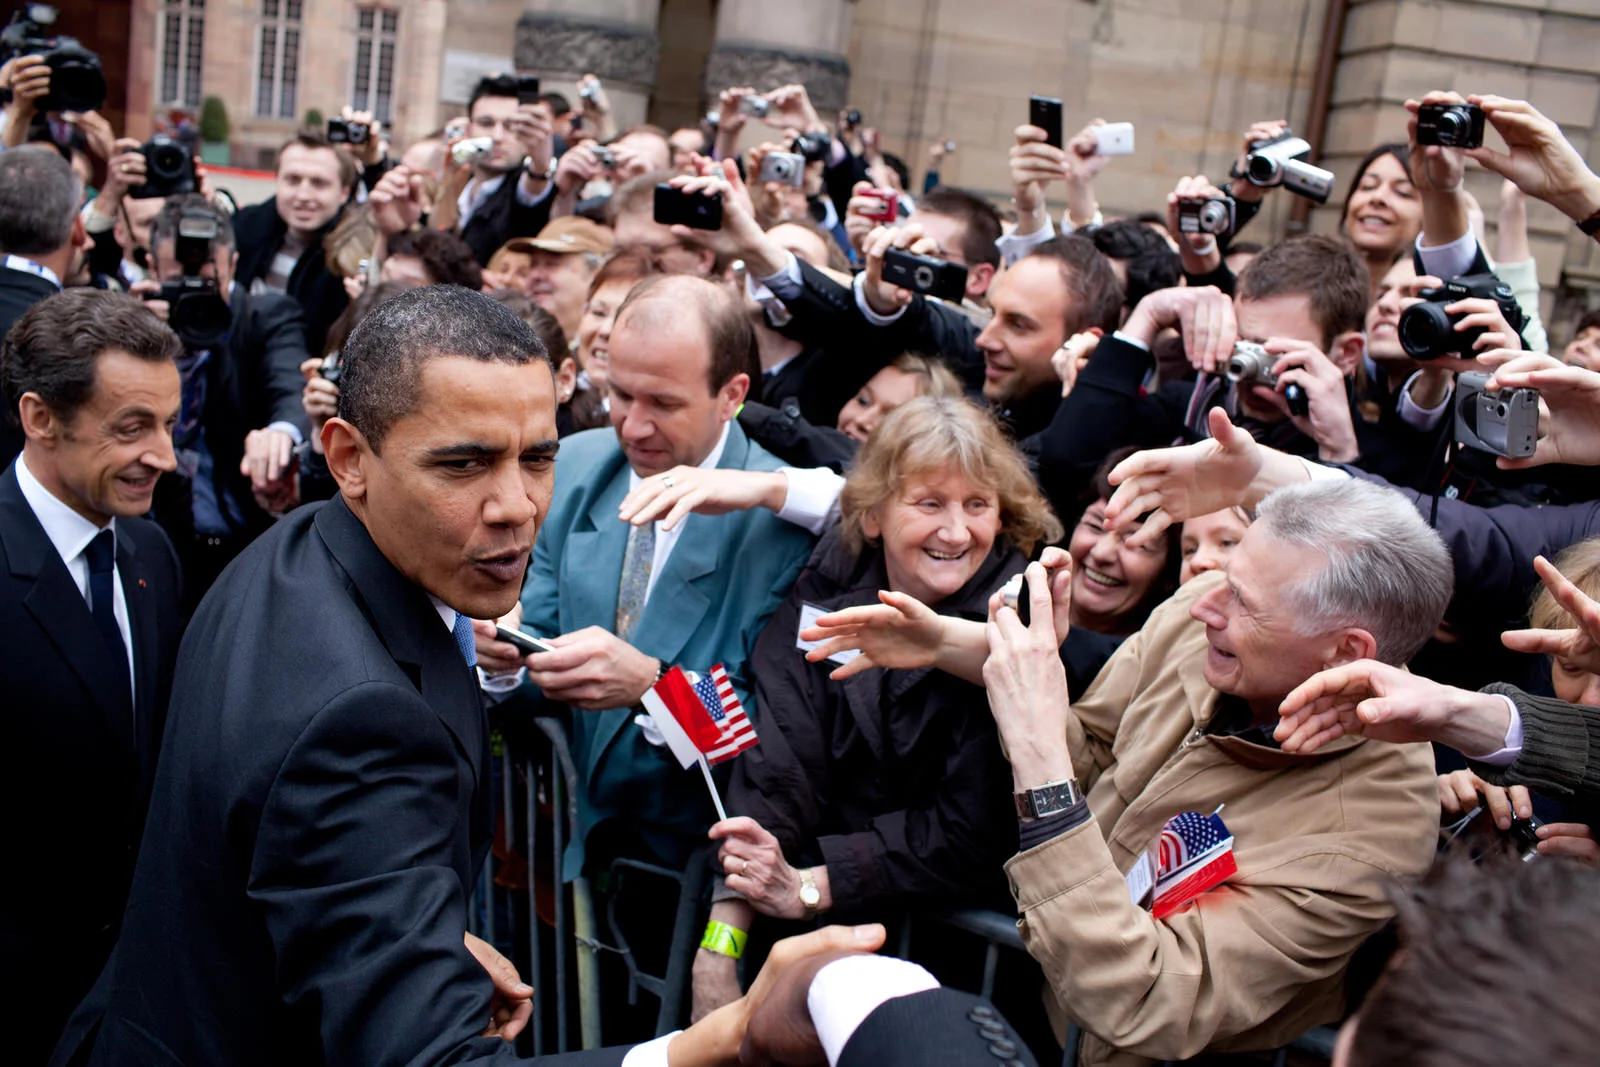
[792,132,832,164]
[318,352,341,386]
[881,248,968,303]
[1455,371,1538,459]
[153,211,230,350]
[326,118,370,146]
[129,134,196,200]
[653,183,722,230]
[1242,129,1334,204]
[1224,340,1308,417]
[1416,101,1485,149]
[1176,196,1235,237]
[0,4,104,114]
[1398,271,1526,360]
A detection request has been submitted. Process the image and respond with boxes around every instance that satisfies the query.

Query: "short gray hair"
[1255,478,1451,665]
[0,145,80,256]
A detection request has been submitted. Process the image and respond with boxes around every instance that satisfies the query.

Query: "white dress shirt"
[627,423,732,602]
[15,453,136,692]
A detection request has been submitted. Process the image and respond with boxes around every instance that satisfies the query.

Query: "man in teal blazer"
[500,275,816,880]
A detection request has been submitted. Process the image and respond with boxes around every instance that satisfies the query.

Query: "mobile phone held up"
[1029,95,1064,149]
[494,625,558,657]
[515,75,542,107]
[881,248,968,303]
[1093,122,1135,156]
[653,184,723,230]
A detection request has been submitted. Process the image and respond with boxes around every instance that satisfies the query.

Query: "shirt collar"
[426,592,458,633]
[627,422,732,492]
[4,254,61,288]
[15,451,113,565]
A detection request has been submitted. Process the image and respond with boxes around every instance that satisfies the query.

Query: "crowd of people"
[6,40,1600,1067]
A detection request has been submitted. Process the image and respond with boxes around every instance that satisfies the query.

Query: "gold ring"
[663,475,675,489]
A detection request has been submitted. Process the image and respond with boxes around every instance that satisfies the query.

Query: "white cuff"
[1110,329,1151,353]
[754,250,804,307]
[776,466,845,536]
[1060,207,1103,234]
[853,271,908,326]
[1414,231,1478,282]
[809,956,940,1066]
[635,711,668,748]
[620,1031,678,1067]
[479,665,526,693]
[266,421,304,447]
[1469,696,1524,767]
[1296,457,1352,481]
[1397,370,1452,431]
[995,214,1056,268]
[515,172,556,208]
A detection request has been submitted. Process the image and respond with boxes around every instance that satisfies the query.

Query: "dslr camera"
[1224,340,1308,417]
[1455,371,1538,459]
[129,134,196,200]
[1176,196,1235,237]
[881,248,968,303]
[0,3,103,114]
[1241,129,1334,204]
[757,149,804,187]
[1416,101,1485,149]
[154,209,231,351]
[326,117,370,145]
[1398,271,1526,360]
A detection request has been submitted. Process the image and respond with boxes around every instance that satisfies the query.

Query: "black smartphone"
[494,625,557,656]
[1030,95,1064,149]
[881,248,968,303]
[515,75,542,107]
[1000,572,1032,626]
[653,184,724,230]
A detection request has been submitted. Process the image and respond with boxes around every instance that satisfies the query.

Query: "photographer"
[133,195,311,606]
[81,134,172,290]
[435,74,556,267]
[231,132,355,355]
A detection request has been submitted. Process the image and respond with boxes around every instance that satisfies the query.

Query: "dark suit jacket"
[839,987,1039,1067]
[231,199,349,355]
[0,461,184,1065]
[149,283,310,548]
[55,497,624,1067]
[0,266,62,467]
[458,173,555,267]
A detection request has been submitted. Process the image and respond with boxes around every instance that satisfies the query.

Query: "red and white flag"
[641,665,759,771]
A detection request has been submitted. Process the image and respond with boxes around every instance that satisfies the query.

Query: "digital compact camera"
[1224,340,1308,417]
[1455,371,1539,459]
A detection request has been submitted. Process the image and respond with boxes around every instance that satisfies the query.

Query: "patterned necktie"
[451,611,478,667]
[84,529,131,703]
[615,520,655,642]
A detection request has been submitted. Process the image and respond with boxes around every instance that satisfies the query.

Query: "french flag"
[641,665,759,770]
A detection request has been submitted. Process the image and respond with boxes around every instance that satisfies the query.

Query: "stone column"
[515,0,662,132]
[704,0,853,117]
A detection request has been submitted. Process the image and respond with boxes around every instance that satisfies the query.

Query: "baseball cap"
[520,216,615,257]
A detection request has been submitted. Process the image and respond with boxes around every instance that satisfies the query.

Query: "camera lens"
[1436,109,1465,143]
[1495,402,1509,418]
[1246,154,1278,184]
[1398,302,1453,360]
[1199,200,1228,231]
[913,265,934,289]
[1223,355,1248,382]
[150,144,185,178]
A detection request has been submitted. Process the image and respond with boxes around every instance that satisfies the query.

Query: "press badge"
[796,602,861,667]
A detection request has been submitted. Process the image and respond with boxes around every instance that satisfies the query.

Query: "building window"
[256,0,302,120]
[352,8,399,124]
[157,0,205,109]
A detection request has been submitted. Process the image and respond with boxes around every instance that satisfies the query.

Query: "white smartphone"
[1095,122,1135,156]
[494,625,558,656]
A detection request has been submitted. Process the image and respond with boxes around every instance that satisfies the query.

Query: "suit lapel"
[1,466,136,757]
[562,464,632,640]
[117,532,164,788]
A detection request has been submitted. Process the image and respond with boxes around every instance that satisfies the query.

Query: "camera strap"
[3,254,60,288]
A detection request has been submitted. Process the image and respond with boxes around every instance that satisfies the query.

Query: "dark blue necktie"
[85,529,131,702]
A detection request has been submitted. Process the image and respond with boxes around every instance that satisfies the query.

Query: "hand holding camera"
[299,356,339,450]
[844,180,895,256]
[860,223,945,317]
[1405,91,1471,198]
[1236,126,1333,204]
[552,140,606,199]
[97,136,146,204]
[1241,339,1359,463]
[1008,123,1070,225]
[658,161,779,274]
[1397,272,1527,362]
[1483,354,1600,470]
[763,83,826,135]
[1121,284,1237,374]
[368,164,429,237]
[128,134,196,200]
[1166,174,1232,275]
[1463,95,1600,225]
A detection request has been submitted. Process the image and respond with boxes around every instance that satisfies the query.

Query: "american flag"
[1156,810,1231,877]
[1151,809,1236,920]
[692,665,758,765]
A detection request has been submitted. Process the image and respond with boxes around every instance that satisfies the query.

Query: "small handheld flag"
[640,665,759,821]
[1150,810,1236,919]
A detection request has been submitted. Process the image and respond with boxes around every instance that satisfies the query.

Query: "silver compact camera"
[1224,340,1307,417]
[738,95,771,119]
[757,150,805,187]
[1176,196,1234,237]
[589,144,616,169]
[451,136,493,165]
[1455,371,1538,458]
[1243,130,1334,204]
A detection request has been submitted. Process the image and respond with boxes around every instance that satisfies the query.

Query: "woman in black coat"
[691,396,1061,1015]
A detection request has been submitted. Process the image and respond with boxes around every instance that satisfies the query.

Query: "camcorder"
[881,248,968,303]
[1176,196,1235,237]
[1416,101,1485,149]
[1455,371,1538,459]
[129,134,196,200]
[1224,340,1308,417]
[0,3,103,114]
[1398,272,1527,360]
[326,118,370,145]
[1241,129,1334,204]
[153,210,230,351]
[757,149,805,187]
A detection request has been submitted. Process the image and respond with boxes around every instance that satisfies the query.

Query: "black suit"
[0,462,184,1065]
[55,496,624,1067]
[458,173,555,268]
[839,988,1040,1067]
[0,266,62,468]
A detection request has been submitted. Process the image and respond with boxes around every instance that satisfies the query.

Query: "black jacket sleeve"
[460,177,555,266]
[246,292,314,437]
[838,987,1039,1067]
[1478,683,1600,804]
[89,225,127,284]
[738,399,858,474]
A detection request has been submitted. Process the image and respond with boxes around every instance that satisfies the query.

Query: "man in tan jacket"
[982,478,1448,1066]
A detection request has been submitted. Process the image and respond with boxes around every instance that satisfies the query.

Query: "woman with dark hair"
[1337,143,1421,301]
[485,288,606,436]
[1065,447,1182,637]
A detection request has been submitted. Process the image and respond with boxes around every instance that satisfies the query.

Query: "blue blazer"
[519,423,816,877]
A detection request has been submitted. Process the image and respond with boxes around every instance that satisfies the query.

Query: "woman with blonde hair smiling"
[688,396,1060,1017]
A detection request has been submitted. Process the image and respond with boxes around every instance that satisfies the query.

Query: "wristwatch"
[798,868,821,919]
[1014,777,1083,820]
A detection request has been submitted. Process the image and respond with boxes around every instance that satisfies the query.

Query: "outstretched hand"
[1103,407,1271,547]
[1275,660,1512,757]
[1500,555,1600,674]
[799,590,947,680]
[619,467,789,531]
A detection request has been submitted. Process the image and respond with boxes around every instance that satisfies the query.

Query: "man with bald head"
[480,273,816,883]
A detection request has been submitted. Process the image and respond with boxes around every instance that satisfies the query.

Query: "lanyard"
[4,255,60,288]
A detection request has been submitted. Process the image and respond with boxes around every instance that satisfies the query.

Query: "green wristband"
[700,920,748,959]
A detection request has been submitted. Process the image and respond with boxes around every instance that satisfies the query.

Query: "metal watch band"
[1015,777,1083,820]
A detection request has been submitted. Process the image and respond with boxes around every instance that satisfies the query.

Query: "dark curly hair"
[386,229,484,290]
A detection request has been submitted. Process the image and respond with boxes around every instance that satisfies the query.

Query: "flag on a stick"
[640,665,758,770]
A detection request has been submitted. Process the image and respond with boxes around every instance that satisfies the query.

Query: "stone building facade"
[74,0,1600,335]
